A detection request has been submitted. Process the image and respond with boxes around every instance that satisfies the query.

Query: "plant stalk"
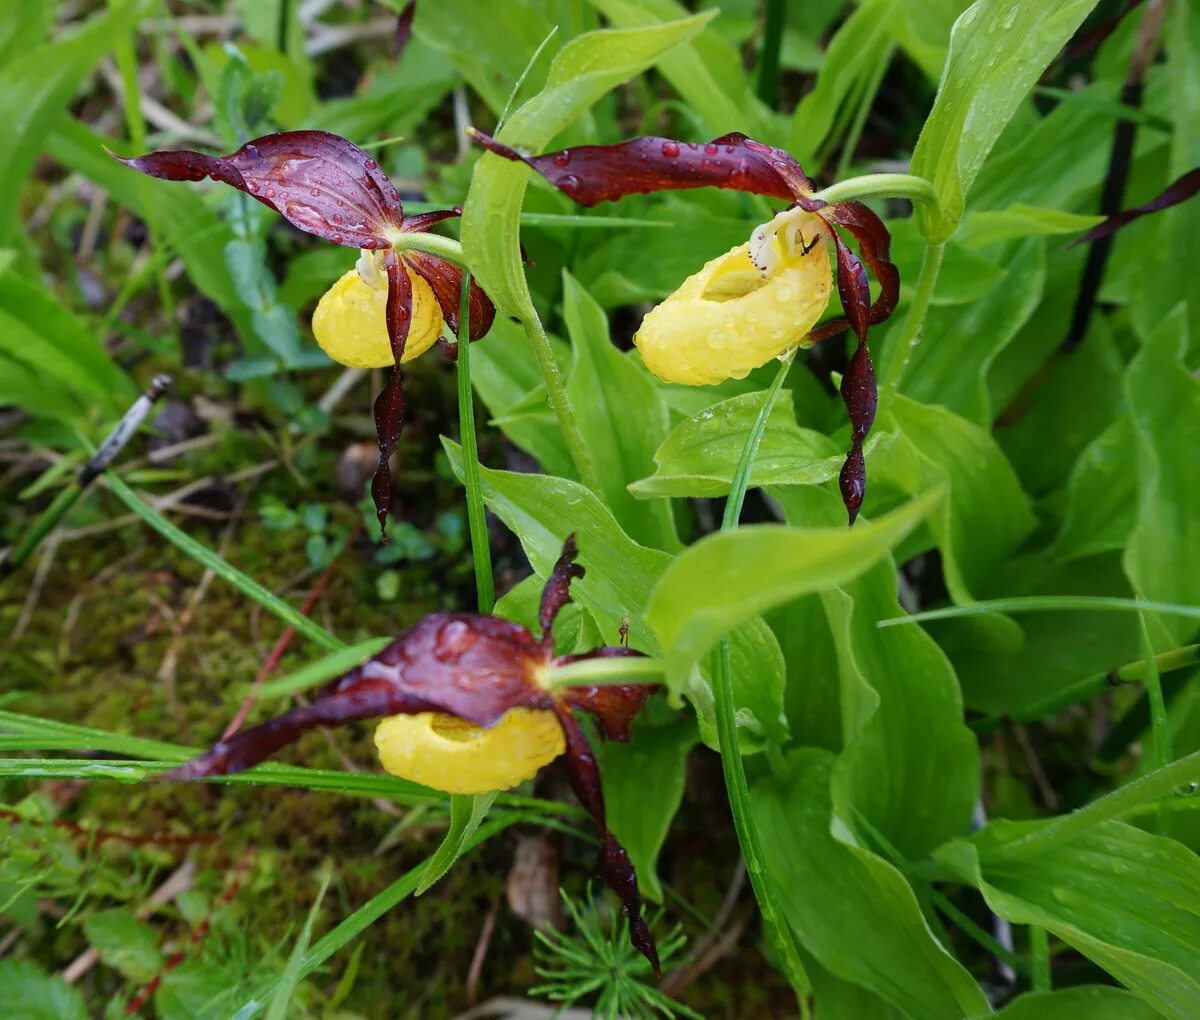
[456,271,495,613]
[879,242,944,401]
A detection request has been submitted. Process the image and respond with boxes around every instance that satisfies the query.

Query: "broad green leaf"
[562,272,677,550]
[788,0,896,167]
[899,238,1045,425]
[983,987,1159,1020]
[956,203,1104,249]
[156,959,241,1020]
[0,0,151,245]
[83,909,163,983]
[587,0,776,140]
[417,793,497,894]
[597,718,697,902]
[413,0,558,114]
[911,0,1103,243]
[442,441,786,747]
[878,394,1036,602]
[752,750,990,1018]
[824,560,979,859]
[806,949,907,1020]
[939,820,1200,1019]
[765,591,842,751]
[0,273,134,418]
[0,0,55,68]
[462,12,713,320]
[0,960,87,1020]
[889,0,972,82]
[645,487,943,691]
[1123,306,1200,648]
[630,389,843,499]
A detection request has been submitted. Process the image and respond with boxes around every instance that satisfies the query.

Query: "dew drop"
[245,143,259,159]
[553,151,571,166]
[364,158,378,170]
[661,141,680,157]
[311,187,320,196]
[704,144,718,155]
[265,188,277,199]
[332,213,343,225]
[246,181,260,194]
[745,139,771,154]
[558,174,581,194]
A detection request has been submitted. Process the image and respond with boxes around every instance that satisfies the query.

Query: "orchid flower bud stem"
[544,657,667,691]
[389,231,470,269]
[813,172,939,213]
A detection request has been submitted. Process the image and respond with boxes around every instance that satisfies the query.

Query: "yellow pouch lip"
[311,263,444,369]
[633,220,831,387]
[374,708,565,794]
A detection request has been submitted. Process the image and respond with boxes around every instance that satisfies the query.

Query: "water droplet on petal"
[364,158,378,170]
[558,174,581,195]
[704,144,718,155]
[554,151,571,166]
[311,187,320,196]
[661,141,680,157]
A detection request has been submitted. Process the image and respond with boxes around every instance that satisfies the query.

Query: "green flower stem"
[879,241,945,402]
[390,231,470,268]
[755,0,787,107]
[544,657,667,691]
[812,173,939,210]
[710,352,811,998]
[521,310,602,494]
[393,232,599,493]
[971,643,1200,734]
[456,270,495,613]
[105,473,344,653]
[1030,925,1051,992]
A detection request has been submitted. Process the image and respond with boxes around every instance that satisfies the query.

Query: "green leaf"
[84,909,163,984]
[265,865,333,1020]
[911,0,1103,243]
[156,959,241,1020]
[645,487,944,691]
[752,749,990,1019]
[939,820,1200,1019]
[587,0,776,140]
[0,0,151,245]
[629,389,843,499]
[0,273,134,419]
[983,986,1160,1020]
[462,12,713,321]
[417,793,497,894]
[879,394,1036,602]
[956,203,1104,249]
[0,960,87,1020]
[1053,415,1137,561]
[1123,305,1200,649]
[562,272,677,549]
[824,561,979,859]
[899,237,1046,425]
[442,441,787,747]
[597,718,696,902]
[0,0,54,69]
[788,0,896,167]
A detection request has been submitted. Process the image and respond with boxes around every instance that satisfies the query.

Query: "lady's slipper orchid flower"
[470,130,899,524]
[164,537,661,970]
[114,130,495,535]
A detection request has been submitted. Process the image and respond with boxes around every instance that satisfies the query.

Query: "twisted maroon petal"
[403,251,496,342]
[552,702,659,973]
[538,534,584,646]
[113,130,404,248]
[830,230,877,526]
[470,129,807,206]
[1068,167,1200,246]
[824,201,900,326]
[558,649,656,742]
[371,251,412,538]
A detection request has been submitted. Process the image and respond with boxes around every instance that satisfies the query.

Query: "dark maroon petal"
[469,129,804,206]
[558,649,656,742]
[538,534,584,645]
[371,251,412,539]
[825,201,900,325]
[164,682,439,780]
[552,702,659,973]
[390,0,415,62]
[828,226,877,527]
[402,207,463,233]
[403,251,496,342]
[1068,167,1200,246]
[166,611,554,780]
[113,130,404,248]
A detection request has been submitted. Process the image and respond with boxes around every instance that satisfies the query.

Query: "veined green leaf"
[982,987,1159,1020]
[462,12,714,320]
[629,389,843,499]
[911,0,1103,243]
[646,488,943,691]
